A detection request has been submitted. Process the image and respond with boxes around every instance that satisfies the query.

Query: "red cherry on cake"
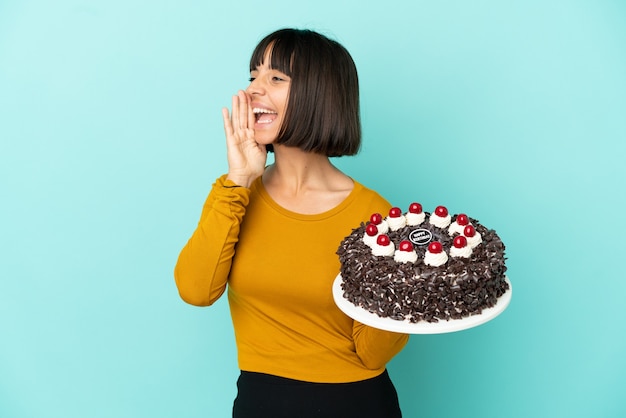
[365,223,378,237]
[453,235,468,248]
[428,241,443,254]
[399,240,413,252]
[408,202,423,214]
[464,225,476,237]
[389,207,402,218]
[456,214,469,226]
[435,205,448,217]
[376,234,391,246]
[370,213,383,225]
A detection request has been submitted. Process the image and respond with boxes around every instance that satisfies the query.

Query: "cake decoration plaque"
[408,229,432,246]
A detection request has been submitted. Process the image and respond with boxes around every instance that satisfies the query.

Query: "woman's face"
[246,53,291,145]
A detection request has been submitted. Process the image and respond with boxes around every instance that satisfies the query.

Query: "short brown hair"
[250,29,361,157]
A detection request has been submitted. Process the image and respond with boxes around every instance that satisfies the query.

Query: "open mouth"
[253,107,278,125]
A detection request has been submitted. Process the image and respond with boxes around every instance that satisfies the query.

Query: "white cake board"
[332,274,512,334]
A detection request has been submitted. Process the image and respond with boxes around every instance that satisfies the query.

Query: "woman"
[175,28,409,418]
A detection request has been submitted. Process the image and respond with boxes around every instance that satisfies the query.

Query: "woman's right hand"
[222,90,267,187]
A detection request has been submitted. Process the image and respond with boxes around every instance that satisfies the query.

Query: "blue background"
[1,1,625,417]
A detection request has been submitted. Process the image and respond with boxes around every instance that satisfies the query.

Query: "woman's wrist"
[225,174,255,188]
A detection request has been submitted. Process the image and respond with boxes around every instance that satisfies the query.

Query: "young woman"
[175,28,409,418]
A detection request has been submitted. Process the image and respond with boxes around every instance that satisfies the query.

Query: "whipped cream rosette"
[429,205,451,228]
[362,223,379,248]
[423,241,448,266]
[371,234,395,257]
[386,207,406,231]
[406,202,425,226]
[449,235,472,258]
[394,240,418,263]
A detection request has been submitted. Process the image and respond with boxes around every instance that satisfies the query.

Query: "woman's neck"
[261,145,354,214]
[266,146,334,186]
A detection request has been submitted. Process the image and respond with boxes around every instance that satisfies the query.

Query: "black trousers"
[232,369,402,418]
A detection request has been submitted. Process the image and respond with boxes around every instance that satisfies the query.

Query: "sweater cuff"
[208,174,252,214]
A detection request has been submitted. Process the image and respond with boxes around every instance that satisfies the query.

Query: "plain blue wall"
[1,1,625,417]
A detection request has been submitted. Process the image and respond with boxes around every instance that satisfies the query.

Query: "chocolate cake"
[336,204,509,323]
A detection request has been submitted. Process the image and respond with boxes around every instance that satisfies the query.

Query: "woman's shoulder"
[350,179,392,213]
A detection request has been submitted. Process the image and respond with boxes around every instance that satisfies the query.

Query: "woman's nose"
[246,78,264,96]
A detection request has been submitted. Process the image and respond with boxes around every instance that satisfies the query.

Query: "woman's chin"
[254,133,278,146]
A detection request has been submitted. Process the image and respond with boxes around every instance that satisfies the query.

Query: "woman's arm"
[175,89,267,305]
[174,175,250,306]
[352,322,410,370]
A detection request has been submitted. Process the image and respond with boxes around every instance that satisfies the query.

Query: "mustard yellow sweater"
[175,174,409,383]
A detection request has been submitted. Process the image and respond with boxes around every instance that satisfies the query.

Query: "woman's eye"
[248,77,256,82]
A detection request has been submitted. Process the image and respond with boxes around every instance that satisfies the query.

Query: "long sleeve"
[174,175,251,306]
[353,323,409,370]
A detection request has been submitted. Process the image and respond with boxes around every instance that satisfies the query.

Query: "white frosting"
[394,249,418,263]
[424,250,448,266]
[466,231,483,249]
[406,212,425,226]
[373,220,389,235]
[450,245,472,258]
[448,221,467,236]
[363,233,378,248]
[372,242,395,257]
[386,215,406,231]
[429,213,451,228]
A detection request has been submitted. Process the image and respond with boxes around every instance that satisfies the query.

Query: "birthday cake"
[336,204,509,323]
